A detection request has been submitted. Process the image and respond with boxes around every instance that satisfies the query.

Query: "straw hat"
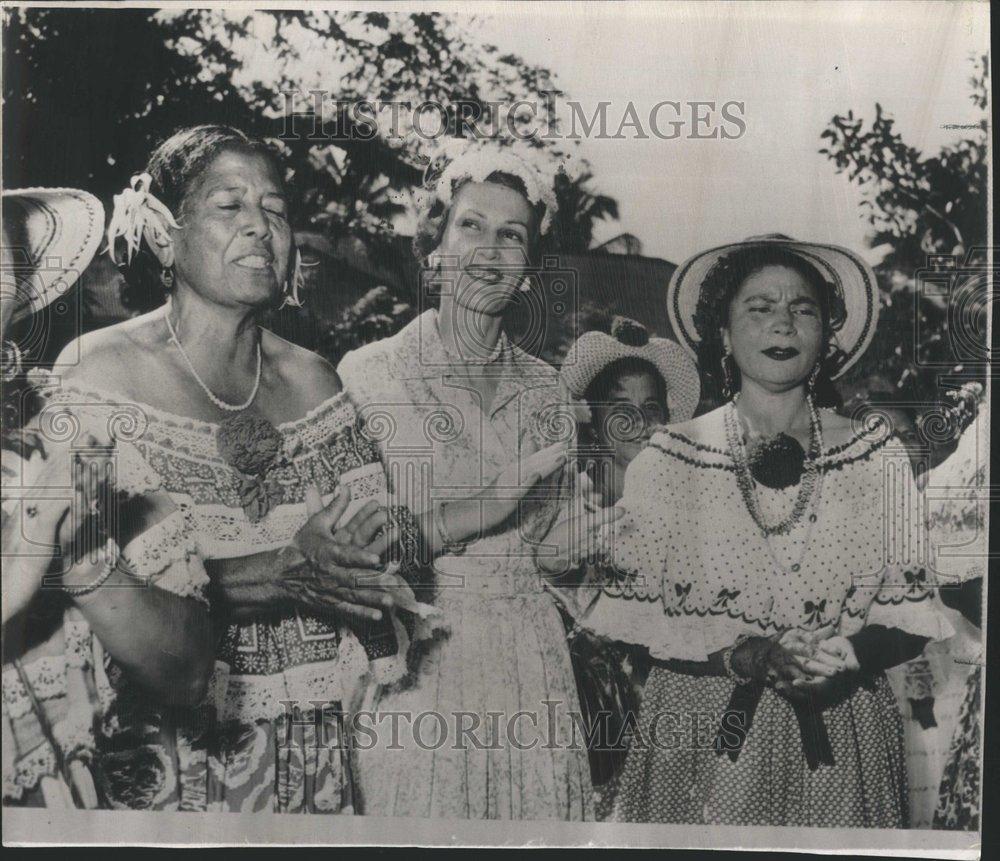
[2,187,105,336]
[667,234,879,379]
[561,316,700,423]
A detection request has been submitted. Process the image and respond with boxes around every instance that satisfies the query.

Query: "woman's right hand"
[282,484,396,624]
[535,495,624,577]
[729,635,816,699]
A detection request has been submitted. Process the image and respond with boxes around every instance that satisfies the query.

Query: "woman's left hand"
[783,629,860,691]
[493,441,569,497]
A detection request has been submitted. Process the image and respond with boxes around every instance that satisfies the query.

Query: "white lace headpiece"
[424,143,560,235]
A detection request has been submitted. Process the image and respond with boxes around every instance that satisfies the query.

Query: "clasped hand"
[285,484,411,625]
[729,625,859,700]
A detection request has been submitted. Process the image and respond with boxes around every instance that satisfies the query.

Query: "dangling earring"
[721,349,735,400]
[518,276,531,293]
[807,362,821,396]
[160,267,174,290]
[279,248,305,309]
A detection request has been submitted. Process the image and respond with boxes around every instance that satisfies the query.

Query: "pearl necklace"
[164,303,262,413]
[725,395,823,537]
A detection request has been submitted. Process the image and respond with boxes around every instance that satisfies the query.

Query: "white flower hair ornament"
[424,145,561,236]
[105,172,181,269]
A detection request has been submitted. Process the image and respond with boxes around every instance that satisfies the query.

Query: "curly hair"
[692,245,846,408]
[117,125,286,313]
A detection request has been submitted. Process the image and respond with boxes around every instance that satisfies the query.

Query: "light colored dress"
[929,412,987,830]
[583,407,954,827]
[338,308,593,820]
[8,371,405,812]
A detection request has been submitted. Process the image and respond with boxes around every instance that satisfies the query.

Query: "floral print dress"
[7,372,408,812]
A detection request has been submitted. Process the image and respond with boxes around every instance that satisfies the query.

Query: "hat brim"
[561,331,701,423]
[2,188,105,331]
[667,238,879,379]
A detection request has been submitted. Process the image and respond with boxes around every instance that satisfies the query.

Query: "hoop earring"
[160,267,174,290]
[721,350,735,400]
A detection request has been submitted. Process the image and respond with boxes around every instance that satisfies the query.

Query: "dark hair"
[117,125,285,312]
[584,356,669,420]
[692,244,846,408]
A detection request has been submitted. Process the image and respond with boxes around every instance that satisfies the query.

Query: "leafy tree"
[3,7,616,262]
[820,55,989,415]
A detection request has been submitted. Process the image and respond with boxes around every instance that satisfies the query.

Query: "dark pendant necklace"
[746,432,807,489]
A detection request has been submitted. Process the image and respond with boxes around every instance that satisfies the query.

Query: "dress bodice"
[587,406,953,661]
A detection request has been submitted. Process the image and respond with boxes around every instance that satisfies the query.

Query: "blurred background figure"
[557,314,699,813]
[2,186,109,807]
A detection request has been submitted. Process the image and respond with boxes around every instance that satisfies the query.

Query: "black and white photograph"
[0,0,991,853]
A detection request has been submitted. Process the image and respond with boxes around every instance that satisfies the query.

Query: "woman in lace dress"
[1,186,221,810]
[16,126,426,812]
[338,144,608,820]
[567,235,954,826]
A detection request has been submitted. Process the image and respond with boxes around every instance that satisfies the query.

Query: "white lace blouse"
[584,406,955,662]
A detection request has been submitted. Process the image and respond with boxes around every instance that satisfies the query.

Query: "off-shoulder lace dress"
[4,371,411,812]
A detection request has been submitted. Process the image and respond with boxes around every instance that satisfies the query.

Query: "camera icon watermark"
[913,247,994,367]
[1,246,86,372]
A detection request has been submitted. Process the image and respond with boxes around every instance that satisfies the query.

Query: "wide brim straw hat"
[667,233,880,380]
[561,316,700,423]
[1,188,105,334]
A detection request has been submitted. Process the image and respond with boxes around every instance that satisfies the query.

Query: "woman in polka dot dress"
[555,236,954,826]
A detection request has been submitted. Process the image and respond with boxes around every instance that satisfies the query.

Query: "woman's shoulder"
[263,330,343,402]
[645,407,731,463]
[53,312,167,397]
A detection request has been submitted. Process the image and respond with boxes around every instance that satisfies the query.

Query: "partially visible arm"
[848,624,929,673]
[70,564,215,707]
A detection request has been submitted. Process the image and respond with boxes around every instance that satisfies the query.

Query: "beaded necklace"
[724,395,823,538]
[164,300,262,413]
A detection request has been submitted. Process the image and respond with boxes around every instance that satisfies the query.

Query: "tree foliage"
[3,7,616,261]
[820,55,990,408]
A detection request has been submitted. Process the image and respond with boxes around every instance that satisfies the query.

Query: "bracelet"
[386,505,423,570]
[62,540,120,598]
[434,500,467,555]
[722,633,754,685]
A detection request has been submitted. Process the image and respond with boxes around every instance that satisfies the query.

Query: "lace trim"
[646,413,892,472]
[3,658,75,720]
[34,371,356,456]
[115,506,209,604]
[209,633,372,723]
[121,506,194,577]
[4,744,58,801]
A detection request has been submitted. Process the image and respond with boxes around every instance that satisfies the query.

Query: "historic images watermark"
[276,700,752,754]
[279,92,748,142]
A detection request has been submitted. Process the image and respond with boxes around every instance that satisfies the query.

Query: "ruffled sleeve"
[580,445,716,662]
[846,457,955,642]
[31,376,209,606]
